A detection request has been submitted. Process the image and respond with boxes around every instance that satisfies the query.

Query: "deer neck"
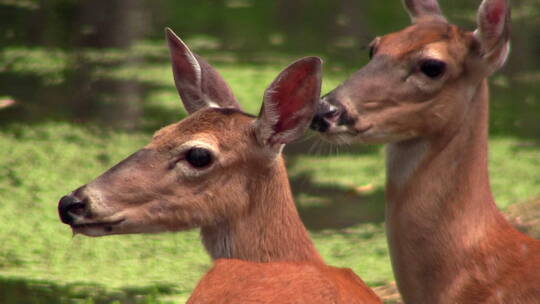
[201,157,322,264]
[385,80,516,301]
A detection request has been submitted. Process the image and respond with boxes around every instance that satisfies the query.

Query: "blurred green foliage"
[1,0,539,135]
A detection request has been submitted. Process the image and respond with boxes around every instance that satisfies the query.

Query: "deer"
[310,0,540,303]
[57,28,381,304]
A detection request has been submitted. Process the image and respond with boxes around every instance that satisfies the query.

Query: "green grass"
[1,45,539,303]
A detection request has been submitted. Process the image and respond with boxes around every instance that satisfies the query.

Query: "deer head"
[58,29,322,237]
[310,0,510,144]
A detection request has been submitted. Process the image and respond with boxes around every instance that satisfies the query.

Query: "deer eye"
[368,38,379,60]
[186,148,213,168]
[368,46,375,59]
[420,59,446,78]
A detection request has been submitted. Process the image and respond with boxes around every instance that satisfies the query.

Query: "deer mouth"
[71,218,126,236]
[315,119,374,144]
[311,98,373,142]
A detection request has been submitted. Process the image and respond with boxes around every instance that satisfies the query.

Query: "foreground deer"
[57,29,380,303]
[311,0,540,303]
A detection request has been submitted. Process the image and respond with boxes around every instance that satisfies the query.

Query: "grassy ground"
[0,44,539,303]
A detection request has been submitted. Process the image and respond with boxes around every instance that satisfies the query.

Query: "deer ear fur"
[473,0,511,74]
[403,0,447,23]
[254,57,322,155]
[165,28,241,114]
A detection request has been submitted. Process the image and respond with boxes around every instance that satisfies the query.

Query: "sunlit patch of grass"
[0,123,205,302]
[313,223,393,287]
[0,0,39,9]
[0,47,67,85]
[489,137,540,208]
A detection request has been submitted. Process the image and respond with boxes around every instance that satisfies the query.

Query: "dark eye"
[368,38,379,60]
[420,59,446,78]
[186,148,213,168]
[369,46,376,59]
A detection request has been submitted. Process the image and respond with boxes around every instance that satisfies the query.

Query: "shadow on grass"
[285,135,382,157]
[0,276,180,304]
[290,171,386,231]
[282,137,387,230]
[0,67,176,130]
[285,138,386,231]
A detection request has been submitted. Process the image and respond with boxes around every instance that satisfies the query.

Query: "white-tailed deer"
[311,0,540,303]
[57,29,380,303]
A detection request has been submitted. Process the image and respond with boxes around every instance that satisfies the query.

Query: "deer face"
[59,110,260,236]
[58,29,322,237]
[311,0,510,144]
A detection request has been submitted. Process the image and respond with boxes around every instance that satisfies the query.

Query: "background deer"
[310,0,540,303]
[57,29,380,303]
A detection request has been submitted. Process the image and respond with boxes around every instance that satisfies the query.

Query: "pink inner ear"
[486,0,506,25]
[272,66,317,133]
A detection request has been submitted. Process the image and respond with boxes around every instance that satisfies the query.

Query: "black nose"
[58,195,87,225]
[310,107,340,132]
[310,113,330,132]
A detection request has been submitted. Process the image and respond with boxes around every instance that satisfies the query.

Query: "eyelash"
[367,39,379,59]
[369,46,376,59]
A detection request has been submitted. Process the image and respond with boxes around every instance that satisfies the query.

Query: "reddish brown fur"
[189,259,379,304]
[146,109,319,260]
[385,83,540,303]
[313,0,540,302]
[379,22,466,60]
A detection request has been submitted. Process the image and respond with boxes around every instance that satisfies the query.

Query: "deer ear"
[473,0,511,74]
[403,0,446,23]
[165,28,240,114]
[254,57,322,153]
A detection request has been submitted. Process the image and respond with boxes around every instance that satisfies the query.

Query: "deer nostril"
[310,107,344,132]
[310,113,330,132]
[58,195,88,225]
[69,202,86,216]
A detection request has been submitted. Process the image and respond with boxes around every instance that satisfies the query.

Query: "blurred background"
[0,0,539,303]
